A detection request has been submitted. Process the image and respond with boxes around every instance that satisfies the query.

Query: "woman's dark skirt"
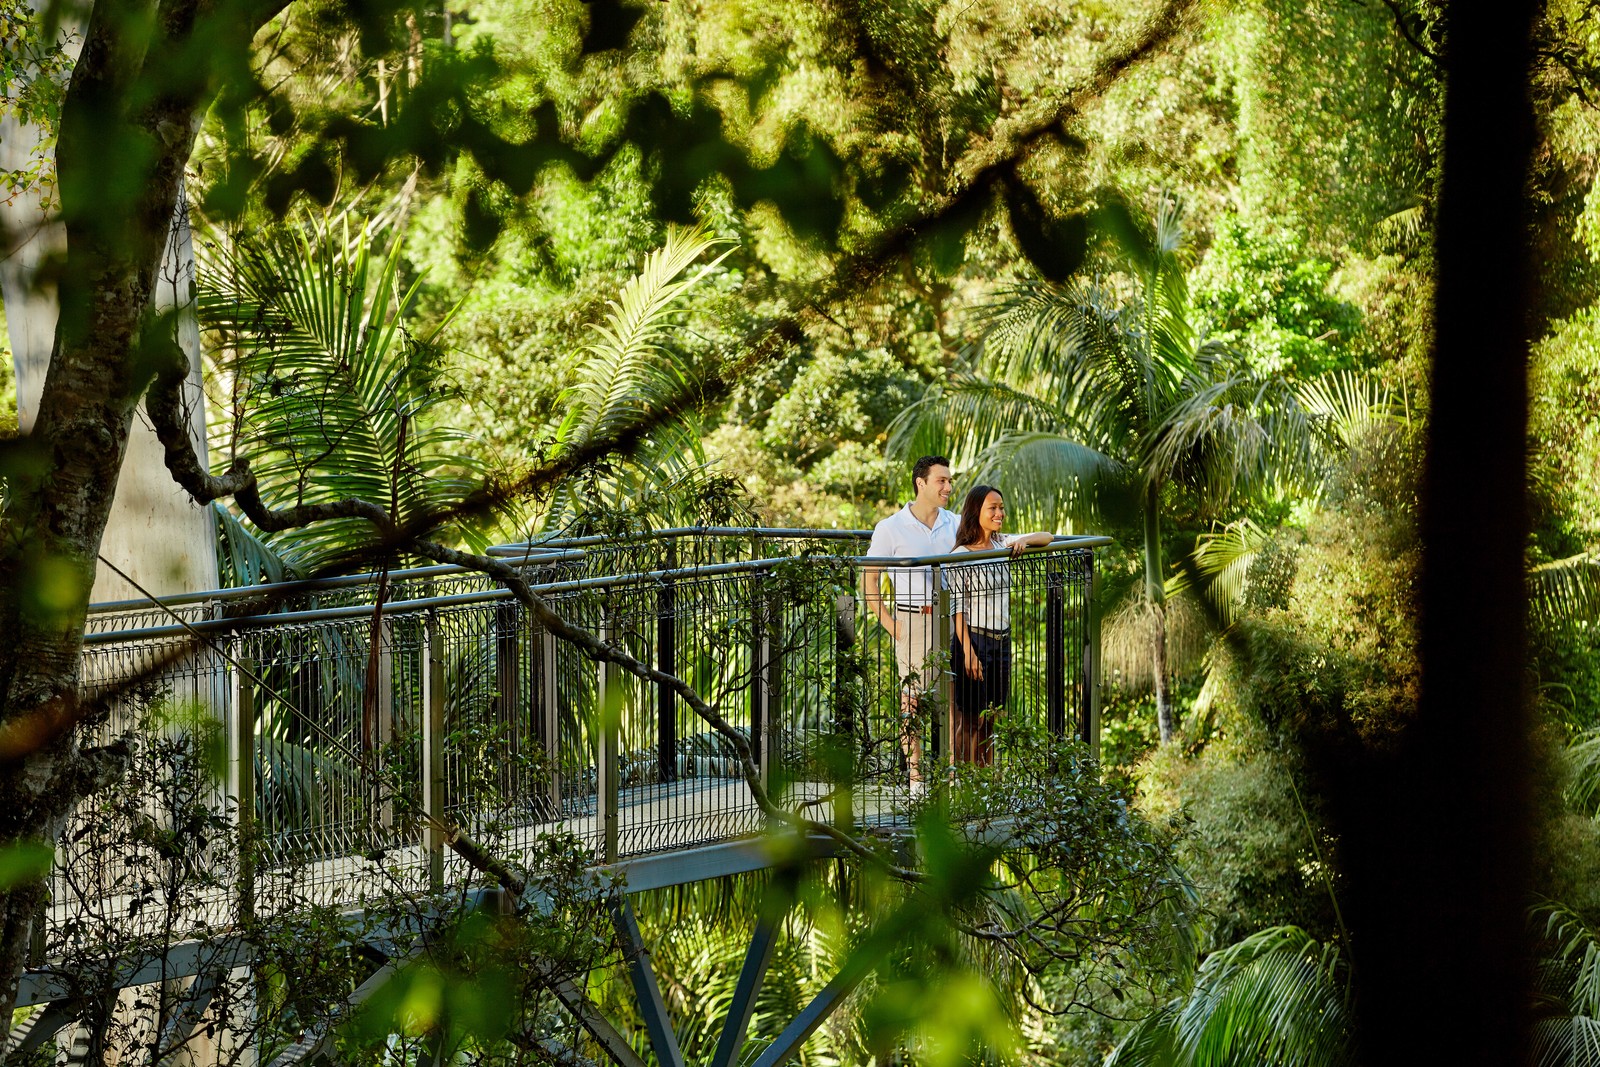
[952,631,1011,765]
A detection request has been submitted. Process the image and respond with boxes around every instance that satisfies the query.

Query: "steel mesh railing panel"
[53,637,236,955]
[59,533,1098,954]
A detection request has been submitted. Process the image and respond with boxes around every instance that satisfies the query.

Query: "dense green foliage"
[9,0,1600,1059]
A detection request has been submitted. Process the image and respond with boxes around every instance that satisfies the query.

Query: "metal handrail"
[58,525,1105,949]
[86,527,876,616]
[85,550,589,615]
[851,534,1112,567]
[485,526,875,556]
[80,535,1111,645]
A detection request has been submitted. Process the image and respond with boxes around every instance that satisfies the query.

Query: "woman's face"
[979,491,1006,536]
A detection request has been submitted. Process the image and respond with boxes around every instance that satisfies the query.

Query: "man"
[862,455,957,791]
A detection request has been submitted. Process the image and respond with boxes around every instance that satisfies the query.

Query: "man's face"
[916,465,954,508]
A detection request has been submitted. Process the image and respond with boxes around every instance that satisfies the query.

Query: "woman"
[949,486,1054,766]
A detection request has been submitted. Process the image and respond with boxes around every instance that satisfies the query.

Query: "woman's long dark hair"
[955,485,1003,549]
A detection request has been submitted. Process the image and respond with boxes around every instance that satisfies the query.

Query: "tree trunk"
[1143,482,1176,742]
[0,0,205,1034]
[1326,2,1538,1062]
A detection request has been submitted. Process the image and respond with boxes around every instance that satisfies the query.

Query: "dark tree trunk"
[1326,3,1539,1064]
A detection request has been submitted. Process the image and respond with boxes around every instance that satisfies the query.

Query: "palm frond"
[555,224,732,454]
[1104,1004,1181,1067]
[886,387,957,465]
[214,502,299,586]
[1537,901,1600,1022]
[1144,371,1320,511]
[886,377,1075,471]
[1532,555,1600,629]
[967,431,1127,530]
[200,212,484,569]
[1566,728,1600,817]
[978,280,1150,444]
[1296,370,1403,449]
[1376,205,1428,250]
[1167,519,1273,626]
[1109,926,1353,1067]
[1533,1015,1600,1067]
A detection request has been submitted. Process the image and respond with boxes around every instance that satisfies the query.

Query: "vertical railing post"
[749,572,780,789]
[541,628,562,817]
[658,543,678,784]
[1046,556,1067,738]
[935,563,953,769]
[423,613,446,893]
[767,585,784,788]
[229,646,256,924]
[495,601,522,779]
[833,590,857,736]
[833,588,857,826]
[749,573,767,787]
[598,604,621,863]
[1081,552,1102,757]
[376,618,395,835]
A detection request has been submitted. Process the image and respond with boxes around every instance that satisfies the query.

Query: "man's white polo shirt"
[867,504,959,609]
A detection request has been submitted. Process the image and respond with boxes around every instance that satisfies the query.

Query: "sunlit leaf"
[0,841,55,888]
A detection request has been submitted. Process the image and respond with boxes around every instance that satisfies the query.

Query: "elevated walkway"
[22,527,1107,1064]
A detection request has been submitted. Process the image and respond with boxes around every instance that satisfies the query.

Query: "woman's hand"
[964,643,984,680]
[1011,532,1054,556]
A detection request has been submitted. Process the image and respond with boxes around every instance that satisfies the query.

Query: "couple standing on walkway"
[860,455,1054,789]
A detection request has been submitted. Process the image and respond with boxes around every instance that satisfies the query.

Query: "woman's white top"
[949,536,1012,632]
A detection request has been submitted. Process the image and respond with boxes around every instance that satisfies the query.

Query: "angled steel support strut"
[8,999,78,1057]
[710,913,780,1067]
[547,978,648,1067]
[711,870,800,1067]
[153,967,224,1060]
[265,945,416,1067]
[748,964,869,1067]
[609,896,685,1067]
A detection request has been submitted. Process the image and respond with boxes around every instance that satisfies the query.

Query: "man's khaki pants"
[892,609,937,783]
[893,609,939,694]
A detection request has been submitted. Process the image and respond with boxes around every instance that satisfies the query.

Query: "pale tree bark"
[1143,481,1176,743]
[0,1,217,606]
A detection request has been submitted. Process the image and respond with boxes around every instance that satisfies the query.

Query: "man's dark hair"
[912,455,951,494]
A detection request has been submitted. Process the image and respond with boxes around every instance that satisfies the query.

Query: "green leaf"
[0,841,55,888]
[920,186,989,279]
[1092,193,1157,273]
